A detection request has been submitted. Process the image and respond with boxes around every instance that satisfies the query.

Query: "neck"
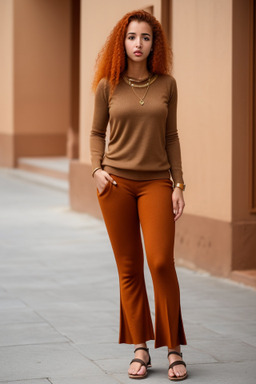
[126,60,149,80]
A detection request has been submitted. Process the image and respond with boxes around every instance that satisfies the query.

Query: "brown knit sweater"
[90,74,184,183]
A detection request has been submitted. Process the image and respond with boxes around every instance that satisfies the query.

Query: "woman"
[90,10,187,381]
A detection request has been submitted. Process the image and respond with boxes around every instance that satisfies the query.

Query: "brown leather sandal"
[128,347,152,379]
[168,351,188,381]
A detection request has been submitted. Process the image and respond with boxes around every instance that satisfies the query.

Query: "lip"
[134,50,143,56]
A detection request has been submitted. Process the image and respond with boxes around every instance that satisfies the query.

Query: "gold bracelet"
[175,183,186,191]
[92,167,101,177]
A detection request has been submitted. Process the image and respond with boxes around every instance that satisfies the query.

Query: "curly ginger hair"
[92,10,172,92]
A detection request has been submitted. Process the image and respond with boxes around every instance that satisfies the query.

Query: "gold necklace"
[123,74,158,106]
[131,83,149,106]
[126,75,150,83]
[123,74,158,88]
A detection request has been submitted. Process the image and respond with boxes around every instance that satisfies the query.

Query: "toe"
[128,363,135,375]
[129,366,136,375]
[128,362,146,377]
[168,368,175,378]
[173,365,187,378]
[137,365,146,376]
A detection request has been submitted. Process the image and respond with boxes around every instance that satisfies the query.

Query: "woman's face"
[124,20,153,64]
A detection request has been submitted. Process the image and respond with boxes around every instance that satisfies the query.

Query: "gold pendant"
[139,100,144,106]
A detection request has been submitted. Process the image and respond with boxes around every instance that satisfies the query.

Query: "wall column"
[0,0,71,167]
[0,0,15,166]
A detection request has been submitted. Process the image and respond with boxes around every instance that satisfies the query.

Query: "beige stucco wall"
[172,0,233,222]
[0,0,14,135]
[13,0,71,135]
[79,0,161,164]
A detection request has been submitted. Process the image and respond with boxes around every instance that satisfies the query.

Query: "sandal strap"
[169,360,187,370]
[130,358,146,367]
[132,347,151,367]
[167,351,183,358]
[134,347,149,353]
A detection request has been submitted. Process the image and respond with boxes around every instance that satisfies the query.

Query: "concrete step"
[3,167,68,193]
[17,157,69,180]
[231,269,256,289]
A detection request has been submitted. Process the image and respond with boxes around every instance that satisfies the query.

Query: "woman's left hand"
[172,187,185,221]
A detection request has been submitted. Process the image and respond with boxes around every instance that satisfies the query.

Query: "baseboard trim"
[0,133,67,167]
[174,214,232,277]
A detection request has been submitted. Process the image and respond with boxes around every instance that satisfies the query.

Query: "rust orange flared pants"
[97,175,187,348]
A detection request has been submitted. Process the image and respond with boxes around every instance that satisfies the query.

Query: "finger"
[174,202,184,221]
[106,175,117,186]
[174,211,181,221]
[172,198,178,216]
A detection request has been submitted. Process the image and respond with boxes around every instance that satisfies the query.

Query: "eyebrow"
[127,32,151,36]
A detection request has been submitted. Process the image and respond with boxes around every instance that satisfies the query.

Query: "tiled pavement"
[0,168,255,384]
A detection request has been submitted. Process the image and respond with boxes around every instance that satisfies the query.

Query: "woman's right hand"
[93,169,117,194]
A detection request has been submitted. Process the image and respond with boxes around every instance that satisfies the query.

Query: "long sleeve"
[165,78,184,184]
[90,79,109,172]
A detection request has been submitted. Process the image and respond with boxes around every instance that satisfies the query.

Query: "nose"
[135,37,142,48]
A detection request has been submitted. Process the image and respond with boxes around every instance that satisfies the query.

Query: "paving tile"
[0,322,67,347]
[187,361,256,384]
[56,325,119,345]
[189,338,256,362]
[2,380,50,384]
[49,375,121,384]
[74,342,131,360]
[0,297,28,310]
[242,335,256,348]
[203,321,256,339]
[183,322,223,341]
[176,345,217,365]
[182,305,255,327]
[31,304,118,328]
[0,343,102,382]
[0,308,42,326]
[93,356,131,375]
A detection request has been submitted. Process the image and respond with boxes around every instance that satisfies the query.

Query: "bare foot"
[168,346,187,380]
[128,343,150,378]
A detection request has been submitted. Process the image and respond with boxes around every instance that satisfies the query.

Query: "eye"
[143,36,150,41]
[127,36,135,40]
